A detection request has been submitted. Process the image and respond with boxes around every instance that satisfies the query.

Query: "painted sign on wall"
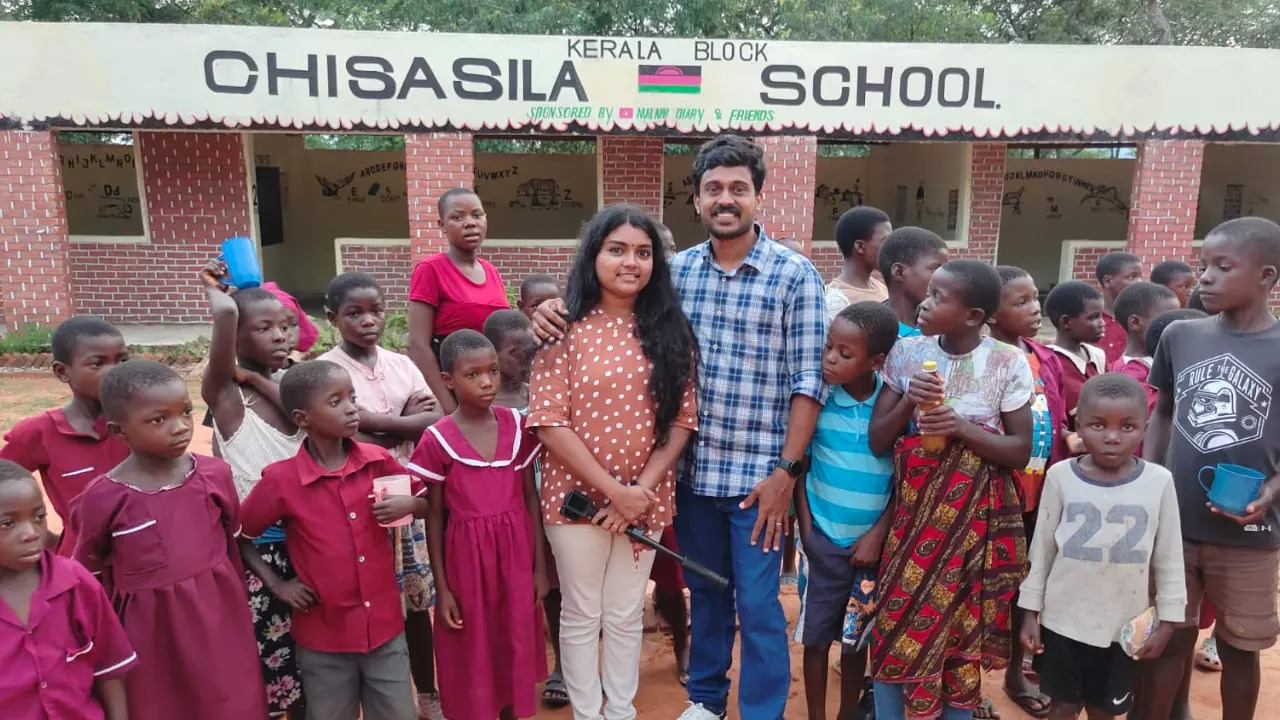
[5,23,1280,137]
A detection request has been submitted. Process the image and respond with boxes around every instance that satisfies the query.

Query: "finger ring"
[775,520,784,525]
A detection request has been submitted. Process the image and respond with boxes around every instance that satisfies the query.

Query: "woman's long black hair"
[563,204,697,445]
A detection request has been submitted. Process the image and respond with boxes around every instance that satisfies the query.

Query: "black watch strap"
[775,457,803,477]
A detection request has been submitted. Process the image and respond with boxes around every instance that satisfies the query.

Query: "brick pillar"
[406,132,475,259]
[0,130,73,331]
[956,142,1006,263]
[757,135,818,252]
[1126,139,1204,269]
[69,132,252,324]
[599,136,664,216]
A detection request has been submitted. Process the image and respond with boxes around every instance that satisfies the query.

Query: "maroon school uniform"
[1049,342,1106,429]
[408,408,546,720]
[1099,311,1127,369]
[241,440,424,653]
[69,455,267,720]
[0,410,130,555]
[1,552,137,720]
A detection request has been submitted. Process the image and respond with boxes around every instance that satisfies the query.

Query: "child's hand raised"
[270,579,319,612]
[371,494,417,525]
[438,589,464,630]
[200,258,230,290]
[906,372,945,407]
[1019,612,1044,655]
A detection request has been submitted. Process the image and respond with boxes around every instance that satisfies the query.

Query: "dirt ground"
[3,371,1278,719]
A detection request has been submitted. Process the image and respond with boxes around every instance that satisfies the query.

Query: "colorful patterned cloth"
[871,435,1028,719]
[244,540,305,716]
[841,567,880,651]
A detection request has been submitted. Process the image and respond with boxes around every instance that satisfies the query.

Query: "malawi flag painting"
[638,65,702,94]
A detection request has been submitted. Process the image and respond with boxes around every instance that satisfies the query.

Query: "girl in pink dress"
[70,360,268,720]
[408,330,547,720]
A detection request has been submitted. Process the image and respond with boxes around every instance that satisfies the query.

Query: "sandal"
[1195,636,1223,672]
[541,670,569,708]
[1022,654,1040,683]
[974,698,1001,719]
[1002,687,1050,718]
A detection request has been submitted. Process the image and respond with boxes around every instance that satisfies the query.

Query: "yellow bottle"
[919,360,948,453]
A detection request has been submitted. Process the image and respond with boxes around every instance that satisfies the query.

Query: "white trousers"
[546,523,658,720]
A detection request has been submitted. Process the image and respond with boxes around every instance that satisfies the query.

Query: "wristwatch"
[774,457,803,478]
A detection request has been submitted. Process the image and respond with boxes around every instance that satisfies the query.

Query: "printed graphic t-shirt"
[882,335,1034,434]
[1149,317,1280,548]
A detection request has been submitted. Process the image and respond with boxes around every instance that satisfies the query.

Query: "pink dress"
[408,407,545,720]
[70,455,268,720]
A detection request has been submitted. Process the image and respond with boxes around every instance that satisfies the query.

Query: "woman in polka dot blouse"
[529,205,700,720]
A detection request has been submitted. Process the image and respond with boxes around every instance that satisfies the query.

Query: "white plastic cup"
[373,475,413,528]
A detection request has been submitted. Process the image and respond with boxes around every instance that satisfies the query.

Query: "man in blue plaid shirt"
[533,135,828,720]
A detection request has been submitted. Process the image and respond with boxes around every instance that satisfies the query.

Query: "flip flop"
[1002,687,1051,718]
[1195,636,1223,672]
[541,671,569,708]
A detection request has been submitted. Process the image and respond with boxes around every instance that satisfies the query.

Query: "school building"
[2,22,1280,330]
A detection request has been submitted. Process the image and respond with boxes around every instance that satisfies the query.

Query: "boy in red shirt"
[1094,251,1144,367]
[1151,260,1197,308]
[1045,281,1107,454]
[0,460,136,720]
[1109,282,1181,405]
[0,317,129,554]
[241,360,430,720]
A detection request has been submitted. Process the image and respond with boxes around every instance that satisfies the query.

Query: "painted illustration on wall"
[1080,184,1129,215]
[815,181,866,220]
[58,145,145,237]
[1003,186,1025,215]
[509,178,583,210]
[474,153,596,239]
[317,172,355,197]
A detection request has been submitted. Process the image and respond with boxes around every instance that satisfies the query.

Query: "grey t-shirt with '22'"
[1149,317,1280,548]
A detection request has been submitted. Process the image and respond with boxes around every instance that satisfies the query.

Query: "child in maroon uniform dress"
[1,317,130,555]
[0,460,136,720]
[69,361,267,720]
[409,330,548,720]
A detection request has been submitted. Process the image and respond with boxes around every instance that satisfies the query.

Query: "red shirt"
[0,411,130,555]
[1099,311,1127,369]
[1050,343,1106,430]
[1111,356,1157,414]
[0,552,137,720]
[240,441,425,653]
[408,253,510,337]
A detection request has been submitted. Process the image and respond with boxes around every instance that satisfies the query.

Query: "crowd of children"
[2,139,1280,720]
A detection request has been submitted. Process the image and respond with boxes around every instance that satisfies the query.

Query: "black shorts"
[1033,626,1135,715]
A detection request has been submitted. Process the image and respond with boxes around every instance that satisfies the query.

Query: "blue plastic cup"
[1199,463,1266,516]
[220,237,262,289]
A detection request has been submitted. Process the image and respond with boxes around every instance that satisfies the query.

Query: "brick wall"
[811,245,843,280]
[484,245,576,286]
[1126,139,1203,270]
[599,136,663,216]
[336,241,411,308]
[406,132,474,260]
[953,142,1005,263]
[757,135,818,251]
[70,132,251,324]
[337,242,575,310]
[0,130,73,332]
[1064,242,1128,287]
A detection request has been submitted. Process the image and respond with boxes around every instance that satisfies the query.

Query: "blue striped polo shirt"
[805,378,894,548]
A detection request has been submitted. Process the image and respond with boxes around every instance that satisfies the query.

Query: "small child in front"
[241,360,429,720]
[1019,373,1185,720]
[70,360,267,720]
[0,460,136,719]
[410,330,547,720]
[317,272,445,720]
[795,301,899,720]
[0,317,130,554]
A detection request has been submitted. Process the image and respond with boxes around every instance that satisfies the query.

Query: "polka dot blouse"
[527,307,698,531]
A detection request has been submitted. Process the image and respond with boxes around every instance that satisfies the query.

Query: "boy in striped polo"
[794,301,900,720]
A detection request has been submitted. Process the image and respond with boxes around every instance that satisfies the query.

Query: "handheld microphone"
[559,490,730,591]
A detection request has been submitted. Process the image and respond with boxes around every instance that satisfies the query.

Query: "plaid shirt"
[671,227,828,497]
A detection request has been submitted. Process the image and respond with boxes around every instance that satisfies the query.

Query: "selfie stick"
[560,491,730,591]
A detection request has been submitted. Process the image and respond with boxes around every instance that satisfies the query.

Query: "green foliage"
[5,0,1276,48]
[474,138,595,155]
[305,135,405,150]
[0,326,54,355]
